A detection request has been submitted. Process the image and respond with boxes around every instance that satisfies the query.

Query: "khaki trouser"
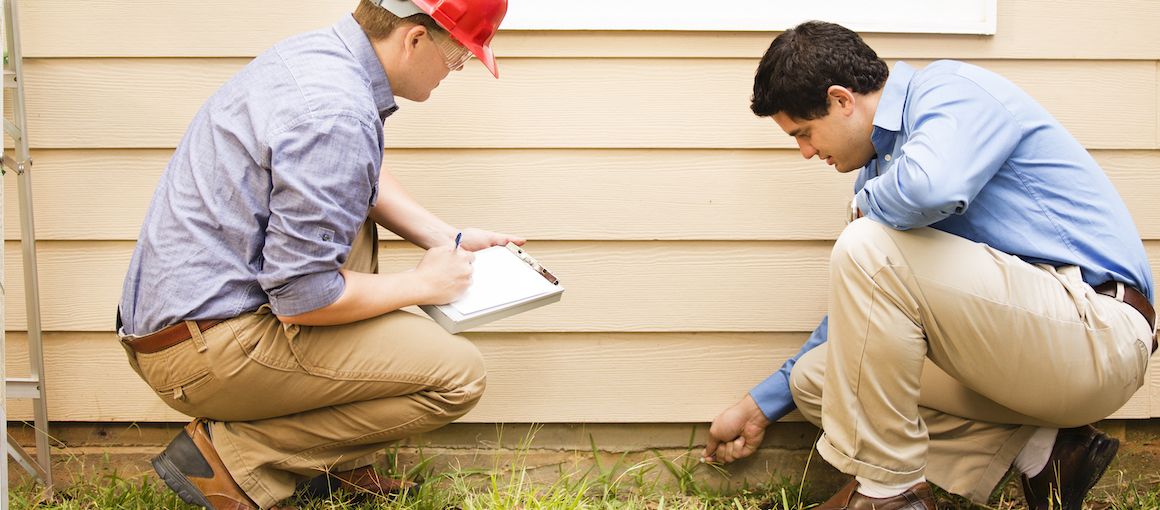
[123,220,487,509]
[790,219,1152,503]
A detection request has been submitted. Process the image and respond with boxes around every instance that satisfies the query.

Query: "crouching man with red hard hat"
[117,1,512,508]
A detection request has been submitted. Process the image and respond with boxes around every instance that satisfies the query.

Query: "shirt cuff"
[749,371,797,422]
[855,191,872,223]
[267,270,345,317]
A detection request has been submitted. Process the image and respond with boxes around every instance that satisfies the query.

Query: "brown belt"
[121,319,225,354]
[1093,281,1157,353]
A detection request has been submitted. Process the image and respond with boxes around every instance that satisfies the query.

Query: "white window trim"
[503,0,997,35]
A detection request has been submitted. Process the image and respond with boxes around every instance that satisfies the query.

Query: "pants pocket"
[227,306,300,371]
[1134,337,1150,390]
[133,338,220,414]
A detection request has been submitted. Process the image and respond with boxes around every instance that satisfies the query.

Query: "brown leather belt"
[1093,281,1157,353]
[121,319,225,354]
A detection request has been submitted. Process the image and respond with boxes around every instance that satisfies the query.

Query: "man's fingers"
[732,436,746,455]
[717,442,732,463]
[711,433,754,464]
[725,436,750,462]
[494,232,527,246]
[709,445,728,463]
[701,436,720,462]
[744,439,763,459]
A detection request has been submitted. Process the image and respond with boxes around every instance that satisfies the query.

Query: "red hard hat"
[376,0,508,78]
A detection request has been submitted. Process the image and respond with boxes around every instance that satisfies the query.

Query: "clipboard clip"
[505,242,560,285]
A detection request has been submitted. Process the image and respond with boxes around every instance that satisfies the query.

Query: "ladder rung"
[7,435,51,482]
[2,154,31,176]
[3,118,22,140]
[5,378,43,399]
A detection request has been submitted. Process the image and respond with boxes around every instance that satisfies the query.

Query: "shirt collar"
[869,61,916,153]
[335,14,399,119]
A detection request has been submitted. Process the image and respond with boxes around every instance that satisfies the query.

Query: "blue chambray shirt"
[750,60,1155,420]
[119,15,398,336]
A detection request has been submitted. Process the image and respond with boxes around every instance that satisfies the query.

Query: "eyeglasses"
[428,30,473,71]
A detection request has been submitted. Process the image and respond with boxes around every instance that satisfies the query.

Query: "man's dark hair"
[751,21,889,120]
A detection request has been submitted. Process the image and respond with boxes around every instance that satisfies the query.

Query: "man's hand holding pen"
[454,227,527,251]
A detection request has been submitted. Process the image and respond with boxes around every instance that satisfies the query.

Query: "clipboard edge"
[505,242,560,285]
[420,285,565,334]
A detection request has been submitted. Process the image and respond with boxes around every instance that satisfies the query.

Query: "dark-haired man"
[703,21,1154,510]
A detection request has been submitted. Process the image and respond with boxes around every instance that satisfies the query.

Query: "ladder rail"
[3,0,54,501]
[1,20,6,506]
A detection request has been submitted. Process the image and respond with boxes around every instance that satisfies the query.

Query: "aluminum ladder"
[2,0,54,505]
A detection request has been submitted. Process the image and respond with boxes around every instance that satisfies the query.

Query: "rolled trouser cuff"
[816,433,925,484]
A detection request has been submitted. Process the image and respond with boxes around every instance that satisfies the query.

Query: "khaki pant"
[123,220,487,509]
[790,219,1152,503]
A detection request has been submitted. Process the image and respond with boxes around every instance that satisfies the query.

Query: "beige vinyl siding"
[18,59,1160,150]
[6,241,835,332]
[5,0,1160,423]
[5,332,1157,422]
[11,240,1160,332]
[21,1,1160,60]
[10,150,1160,241]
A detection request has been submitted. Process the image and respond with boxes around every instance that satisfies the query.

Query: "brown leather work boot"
[1021,425,1119,510]
[301,465,416,501]
[152,418,258,510]
[815,479,935,510]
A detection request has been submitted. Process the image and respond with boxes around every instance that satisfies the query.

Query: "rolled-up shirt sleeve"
[857,74,1021,230]
[259,112,381,316]
[748,316,829,421]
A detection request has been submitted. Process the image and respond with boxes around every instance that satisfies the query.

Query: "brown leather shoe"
[816,479,935,510]
[152,419,258,510]
[301,465,416,501]
[1021,425,1119,510]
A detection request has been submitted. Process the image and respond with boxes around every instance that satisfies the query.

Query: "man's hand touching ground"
[701,395,771,464]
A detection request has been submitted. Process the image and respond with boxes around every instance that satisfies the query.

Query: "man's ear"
[401,24,429,58]
[827,85,857,115]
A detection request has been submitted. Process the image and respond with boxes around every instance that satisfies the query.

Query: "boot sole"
[152,452,214,509]
[1061,434,1119,510]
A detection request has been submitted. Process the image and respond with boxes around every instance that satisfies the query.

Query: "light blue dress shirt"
[119,15,398,336]
[750,60,1154,420]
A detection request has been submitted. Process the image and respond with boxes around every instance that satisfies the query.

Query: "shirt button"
[884,154,892,162]
[321,233,332,242]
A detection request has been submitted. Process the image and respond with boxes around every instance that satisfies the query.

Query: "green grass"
[11,473,190,510]
[10,468,819,510]
[11,464,1160,510]
[9,434,1160,510]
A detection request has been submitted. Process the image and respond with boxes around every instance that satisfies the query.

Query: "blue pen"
[454,232,462,249]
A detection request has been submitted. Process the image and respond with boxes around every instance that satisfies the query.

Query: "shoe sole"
[152,452,214,509]
[1061,434,1119,510]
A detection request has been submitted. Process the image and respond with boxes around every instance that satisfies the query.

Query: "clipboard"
[420,243,564,334]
